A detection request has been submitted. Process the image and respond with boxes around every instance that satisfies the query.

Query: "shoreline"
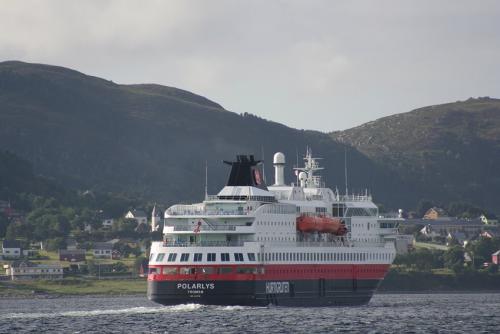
[2,271,500,299]
[375,290,500,295]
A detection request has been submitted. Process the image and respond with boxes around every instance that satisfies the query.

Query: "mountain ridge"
[331,97,500,211]
[0,61,405,208]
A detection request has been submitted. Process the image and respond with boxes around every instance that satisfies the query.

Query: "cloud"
[1,0,500,131]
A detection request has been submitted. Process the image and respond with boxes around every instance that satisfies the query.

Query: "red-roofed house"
[492,250,500,265]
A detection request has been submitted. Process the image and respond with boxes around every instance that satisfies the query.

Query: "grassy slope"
[0,278,147,297]
[331,97,500,211]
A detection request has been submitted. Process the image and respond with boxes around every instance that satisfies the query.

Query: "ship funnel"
[273,152,285,186]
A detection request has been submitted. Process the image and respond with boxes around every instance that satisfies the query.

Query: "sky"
[1,0,500,131]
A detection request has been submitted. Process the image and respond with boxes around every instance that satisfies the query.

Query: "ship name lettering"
[177,283,215,290]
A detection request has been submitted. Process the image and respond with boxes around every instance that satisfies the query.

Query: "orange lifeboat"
[296,215,347,236]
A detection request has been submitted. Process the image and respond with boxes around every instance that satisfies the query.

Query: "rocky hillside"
[331,98,500,211]
[0,61,403,207]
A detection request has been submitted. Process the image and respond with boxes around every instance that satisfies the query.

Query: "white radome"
[273,152,285,165]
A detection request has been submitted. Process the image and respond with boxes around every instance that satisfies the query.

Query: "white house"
[92,242,113,259]
[480,214,498,225]
[125,209,147,226]
[420,225,440,238]
[2,240,22,259]
[102,218,114,229]
[6,261,63,280]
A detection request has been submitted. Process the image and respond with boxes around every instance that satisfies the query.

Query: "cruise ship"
[148,150,399,306]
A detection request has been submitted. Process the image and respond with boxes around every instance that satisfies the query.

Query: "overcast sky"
[1,1,499,131]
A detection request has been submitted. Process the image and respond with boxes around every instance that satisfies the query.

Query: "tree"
[0,213,9,238]
[469,237,499,260]
[112,218,138,238]
[45,237,67,251]
[134,255,148,274]
[5,220,33,240]
[113,241,133,258]
[112,262,128,273]
[393,248,444,271]
[445,246,465,273]
[87,259,97,275]
[446,202,483,219]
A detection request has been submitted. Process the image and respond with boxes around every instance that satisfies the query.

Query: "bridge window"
[237,267,257,274]
[180,267,195,275]
[149,253,154,261]
[194,253,203,262]
[247,253,256,261]
[315,207,327,214]
[234,253,244,261]
[221,253,230,262]
[167,253,177,262]
[155,253,165,262]
[180,253,190,262]
[332,204,346,217]
[196,267,215,274]
[162,267,177,275]
[218,267,233,274]
[207,253,216,262]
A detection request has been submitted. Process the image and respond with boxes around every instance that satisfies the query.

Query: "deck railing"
[171,225,241,231]
[162,241,245,247]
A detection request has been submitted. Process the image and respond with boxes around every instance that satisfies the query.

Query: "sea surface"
[0,293,499,333]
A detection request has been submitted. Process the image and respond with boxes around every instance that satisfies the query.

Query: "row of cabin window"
[256,221,294,226]
[150,266,260,275]
[257,236,294,241]
[258,252,392,262]
[150,265,387,276]
[261,205,296,214]
[152,252,257,263]
[151,251,392,263]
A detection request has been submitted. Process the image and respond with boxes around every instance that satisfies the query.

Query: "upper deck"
[161,151,399,249]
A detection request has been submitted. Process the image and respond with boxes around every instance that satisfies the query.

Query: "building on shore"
[393,234,415,254]
[92,242,113,259]
[423,207,449,220]
[2,240,22,259]
[404,218,485,238]
[125,209,147,226]
[6,261,63,280]
[59,249,86,262]
[480,214,498,225]
[493,251,500,265]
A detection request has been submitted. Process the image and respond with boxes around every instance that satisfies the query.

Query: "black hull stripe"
[148,279,382,307]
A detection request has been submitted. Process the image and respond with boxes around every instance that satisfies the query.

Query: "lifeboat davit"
[296,215,347,236]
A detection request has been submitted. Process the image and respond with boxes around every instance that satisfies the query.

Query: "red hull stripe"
[148,264,390,281]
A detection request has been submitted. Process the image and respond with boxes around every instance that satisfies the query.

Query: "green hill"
[0,61,401,207]
[331,97,500,211]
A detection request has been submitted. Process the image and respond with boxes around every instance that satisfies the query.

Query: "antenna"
[296,148,299,185]
[344,147,348,196]
[204,160,208,200]
[261,145,267,184]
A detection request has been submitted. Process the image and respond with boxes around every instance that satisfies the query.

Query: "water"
[1,293,499,333]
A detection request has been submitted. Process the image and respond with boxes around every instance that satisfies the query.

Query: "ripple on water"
[1,294,500,333]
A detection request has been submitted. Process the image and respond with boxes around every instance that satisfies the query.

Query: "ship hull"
[147,278,382,307]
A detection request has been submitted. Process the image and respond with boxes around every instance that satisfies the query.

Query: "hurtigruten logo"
[266,281,290,294]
